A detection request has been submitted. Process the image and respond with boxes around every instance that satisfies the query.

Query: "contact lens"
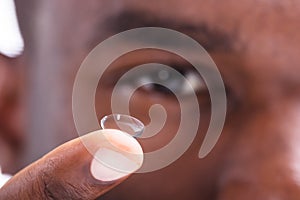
[100,114,144,137]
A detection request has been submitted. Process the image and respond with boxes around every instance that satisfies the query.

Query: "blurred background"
[2,0,91,172]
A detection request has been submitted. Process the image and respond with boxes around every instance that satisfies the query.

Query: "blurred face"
[16,0,300,199]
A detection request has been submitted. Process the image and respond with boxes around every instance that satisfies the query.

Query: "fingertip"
[88,129,143,182]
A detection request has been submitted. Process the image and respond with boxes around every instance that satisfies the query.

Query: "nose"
[217,99,300,200]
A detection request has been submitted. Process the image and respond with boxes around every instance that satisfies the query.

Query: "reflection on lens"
[100,114,145,137]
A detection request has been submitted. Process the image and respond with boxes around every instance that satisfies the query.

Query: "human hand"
[0,129,143,199]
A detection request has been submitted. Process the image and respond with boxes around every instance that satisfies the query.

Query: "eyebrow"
[104,10,235,52]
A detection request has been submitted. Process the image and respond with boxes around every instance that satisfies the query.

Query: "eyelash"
[113,64,206,97]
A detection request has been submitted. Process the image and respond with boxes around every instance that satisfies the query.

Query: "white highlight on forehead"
[0,0,24,57]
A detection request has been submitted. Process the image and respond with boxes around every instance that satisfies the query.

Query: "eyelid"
[115,64,206,97]
[0,0,24,58]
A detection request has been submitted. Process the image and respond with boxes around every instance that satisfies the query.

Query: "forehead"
[83,0,300,59]
[58,0,300,50]
[102,0,299,33]
[51,0,300,90]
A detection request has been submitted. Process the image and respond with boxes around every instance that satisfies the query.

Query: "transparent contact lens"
[100,114,144,137]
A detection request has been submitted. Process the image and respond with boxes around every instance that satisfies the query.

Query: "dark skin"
[1,0,300,199]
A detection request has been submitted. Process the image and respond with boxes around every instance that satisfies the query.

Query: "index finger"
[0,129,144,200]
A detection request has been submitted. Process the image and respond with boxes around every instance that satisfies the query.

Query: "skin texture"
[1,0,300,199]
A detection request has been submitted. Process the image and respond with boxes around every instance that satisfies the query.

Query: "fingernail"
[90,129,143,182]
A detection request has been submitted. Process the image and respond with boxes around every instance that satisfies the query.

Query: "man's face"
[17,0,300,199]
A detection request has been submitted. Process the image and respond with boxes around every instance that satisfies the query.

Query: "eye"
[116,63,206,97]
